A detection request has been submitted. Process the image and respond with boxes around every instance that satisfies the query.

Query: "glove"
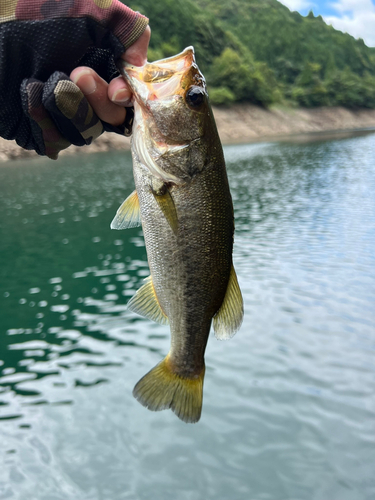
[0,0,148,159]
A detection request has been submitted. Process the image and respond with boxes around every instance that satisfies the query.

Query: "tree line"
[127,0,375,108]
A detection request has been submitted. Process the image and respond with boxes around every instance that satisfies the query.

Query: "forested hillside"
[127,0,375,108]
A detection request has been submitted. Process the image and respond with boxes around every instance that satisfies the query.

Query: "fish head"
[118,47,220,183]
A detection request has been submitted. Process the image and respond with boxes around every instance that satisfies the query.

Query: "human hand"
[70,26,151,129]
[0,0,149,159]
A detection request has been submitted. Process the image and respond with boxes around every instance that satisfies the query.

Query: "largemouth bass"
[112,47,243,423]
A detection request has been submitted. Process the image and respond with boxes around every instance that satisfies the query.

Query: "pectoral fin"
[128,276,169,325]
[111,190,141,230]
[151,186,178,235]
[213,265,243,340]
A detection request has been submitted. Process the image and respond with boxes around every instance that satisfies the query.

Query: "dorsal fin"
[128,276,169,325]
[213,265,243,340]
[111,190,141,230]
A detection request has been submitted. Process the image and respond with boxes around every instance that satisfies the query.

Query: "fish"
[112,47,243,423]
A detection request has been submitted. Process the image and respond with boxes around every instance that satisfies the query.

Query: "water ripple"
[0,139,375,499]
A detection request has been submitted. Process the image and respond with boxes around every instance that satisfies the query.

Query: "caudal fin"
[133,356,205,423]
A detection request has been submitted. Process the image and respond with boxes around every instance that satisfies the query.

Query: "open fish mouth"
[117,46,204,107]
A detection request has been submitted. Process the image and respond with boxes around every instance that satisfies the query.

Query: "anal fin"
[213,264,243,340]
[111,190,141,230]
[128,276,168,325]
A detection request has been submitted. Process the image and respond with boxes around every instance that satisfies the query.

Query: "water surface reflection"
[0,135,374,500]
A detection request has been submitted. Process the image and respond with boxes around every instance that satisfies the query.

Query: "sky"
[278,0,375,47]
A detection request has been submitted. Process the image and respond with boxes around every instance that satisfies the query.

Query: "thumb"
[122,25,151,66]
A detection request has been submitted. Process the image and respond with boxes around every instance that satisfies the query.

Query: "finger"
[108,76,133,106]
[122,25,151,66]
[70,67,126,127]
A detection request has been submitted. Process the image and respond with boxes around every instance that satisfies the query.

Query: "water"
[0,133,374,500]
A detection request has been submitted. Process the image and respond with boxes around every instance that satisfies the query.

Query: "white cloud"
[278,0,314,10]
[328,0,373,14]
[279,0,375,46]
[325,1,375,46]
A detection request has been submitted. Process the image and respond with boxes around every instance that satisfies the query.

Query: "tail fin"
[133,356,205,423]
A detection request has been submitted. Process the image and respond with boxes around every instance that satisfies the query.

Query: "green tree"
[208,48,277,106]
[123,0,375,109]
[208,87,236,105]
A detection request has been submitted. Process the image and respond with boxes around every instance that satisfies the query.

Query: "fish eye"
[185,86,205,108]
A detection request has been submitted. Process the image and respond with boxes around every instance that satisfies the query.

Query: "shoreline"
[2,104,375,162]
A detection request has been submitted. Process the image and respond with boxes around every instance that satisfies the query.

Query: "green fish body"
[112,47,243,423]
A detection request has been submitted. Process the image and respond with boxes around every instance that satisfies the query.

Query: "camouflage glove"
[0,0,148,159]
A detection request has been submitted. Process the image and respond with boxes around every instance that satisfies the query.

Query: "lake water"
[0,133,374,500]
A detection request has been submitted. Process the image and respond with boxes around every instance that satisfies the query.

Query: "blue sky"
[278,0,375,46]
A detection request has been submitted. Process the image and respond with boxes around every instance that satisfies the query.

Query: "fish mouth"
[117,46,204,107]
